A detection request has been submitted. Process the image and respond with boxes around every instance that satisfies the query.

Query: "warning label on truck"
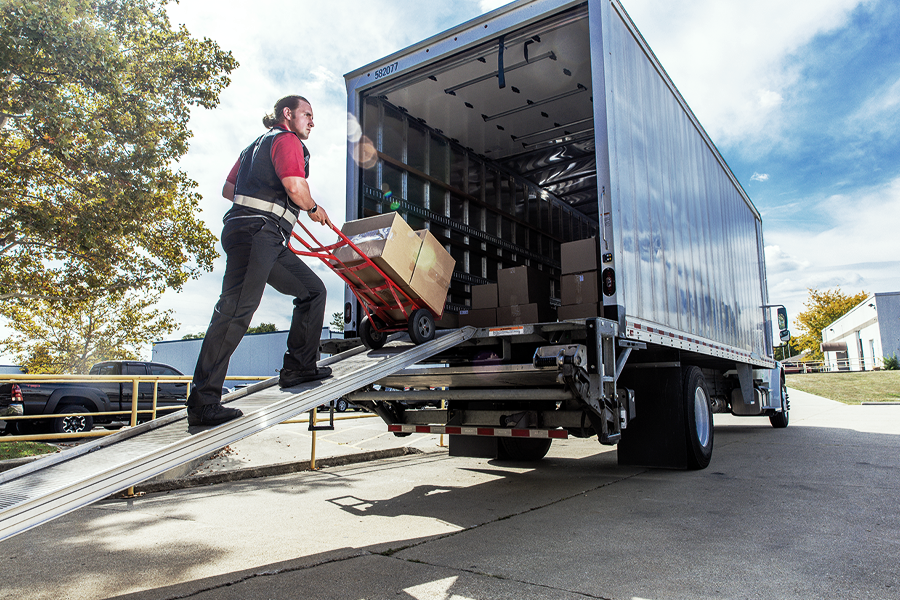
[488,326,525,337]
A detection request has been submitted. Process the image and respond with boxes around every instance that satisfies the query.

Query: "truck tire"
[407,308,435,344]
[53,405,94,434]
[770,378,789,428]
[498,437,552,461]
[360,316,387,350]
[683,366,713,470]
[335,398,349,412]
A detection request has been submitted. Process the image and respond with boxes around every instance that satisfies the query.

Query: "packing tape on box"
[348,227,391,247]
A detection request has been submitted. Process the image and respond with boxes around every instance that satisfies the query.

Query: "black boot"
[279,366,333,388]
[187,403,243,426]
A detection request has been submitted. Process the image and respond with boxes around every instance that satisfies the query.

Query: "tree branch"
[0,281,137,302]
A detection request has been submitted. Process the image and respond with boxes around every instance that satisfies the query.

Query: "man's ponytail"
[261,95,310,128]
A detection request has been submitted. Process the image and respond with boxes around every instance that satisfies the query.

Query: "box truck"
[338,0,790,469]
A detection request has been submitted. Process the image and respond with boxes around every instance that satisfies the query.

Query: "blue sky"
[140,0,900,347]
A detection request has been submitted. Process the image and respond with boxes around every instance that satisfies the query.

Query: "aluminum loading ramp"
[0,327,475,542]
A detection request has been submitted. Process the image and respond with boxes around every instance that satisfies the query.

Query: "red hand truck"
[288,220,438,350]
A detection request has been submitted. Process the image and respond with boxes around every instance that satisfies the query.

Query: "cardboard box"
[471,283,498,309]
[497,265,550,307]
[333,212,422,289]
[557,303,601,320]
[435,311,459,329]
[409,230,456,316]
[459,308,497,328]
[561,271,599,305]
[497,303,555,326]
[561,237,599,275]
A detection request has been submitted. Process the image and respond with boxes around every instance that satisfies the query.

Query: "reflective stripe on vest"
[232,194,298,226]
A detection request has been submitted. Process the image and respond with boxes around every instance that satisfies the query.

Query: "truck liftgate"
[0,328,475,542]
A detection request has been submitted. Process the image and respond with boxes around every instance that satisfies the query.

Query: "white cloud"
[757,89,784,110]
[621,0,869,149]
[751,172,770,182]
[847,74,900,135]
[480,0,511,12]
[764,177,900,318]
[152,0,489,341]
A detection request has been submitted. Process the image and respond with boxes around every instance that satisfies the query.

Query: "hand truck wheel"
[360,316,387,350]
[407,308,435,344]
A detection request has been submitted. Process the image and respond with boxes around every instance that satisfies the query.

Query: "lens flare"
[347,113,362,143]
[382,186,400,211]
[352,135,378,169]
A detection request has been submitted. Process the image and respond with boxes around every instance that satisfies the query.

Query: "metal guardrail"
[0,374,269,442]
[0,375,420,472]
[784,358,890,373]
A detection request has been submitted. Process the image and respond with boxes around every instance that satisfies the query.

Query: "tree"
[330,311,344,333]
[0,0,237,305]
[0,290,176,373]
[793,288,869,361]
[181,322,276,340]
[247,323,277,334]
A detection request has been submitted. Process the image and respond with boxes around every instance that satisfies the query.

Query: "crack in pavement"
[153,469,647,599]
[374,468,648,599]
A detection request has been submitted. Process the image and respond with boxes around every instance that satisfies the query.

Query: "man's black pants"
[188,217,326,408]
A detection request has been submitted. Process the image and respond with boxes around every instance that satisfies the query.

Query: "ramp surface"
[0,328,474,542]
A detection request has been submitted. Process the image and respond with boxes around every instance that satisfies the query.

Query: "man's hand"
[309,205,332,227]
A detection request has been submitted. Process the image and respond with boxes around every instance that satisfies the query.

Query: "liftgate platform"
[0,327,475,542]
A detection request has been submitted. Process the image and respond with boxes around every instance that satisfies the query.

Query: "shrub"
[883,354,899,370]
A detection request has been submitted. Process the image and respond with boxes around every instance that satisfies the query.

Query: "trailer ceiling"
[365,7,599,218]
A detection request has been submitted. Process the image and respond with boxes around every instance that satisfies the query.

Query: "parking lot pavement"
[0,390,897,600]
[182,411,442,476]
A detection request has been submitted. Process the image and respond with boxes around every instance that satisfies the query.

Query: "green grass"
[0,442,58,461]
[786,370,900,405]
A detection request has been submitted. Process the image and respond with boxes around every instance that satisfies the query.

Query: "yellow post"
[439,398,447,447]
[129,379,140,428]
[310,409,318,470]
[151,381,159,421]
[126,377,140,498]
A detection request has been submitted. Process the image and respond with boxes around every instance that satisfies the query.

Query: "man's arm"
[282,176,315,211]
[283,176,331,226]
[223,158,240,200]
[222,181,235,201]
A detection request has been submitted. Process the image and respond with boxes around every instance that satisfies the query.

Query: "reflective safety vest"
[227,127,310,232]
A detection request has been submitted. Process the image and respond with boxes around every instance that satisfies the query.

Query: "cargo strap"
[233,194,298,226]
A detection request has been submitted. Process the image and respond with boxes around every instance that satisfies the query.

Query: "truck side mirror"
[776,307,790,343]
[776,307,788,332]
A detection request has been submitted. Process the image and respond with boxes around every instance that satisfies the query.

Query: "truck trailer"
[338,0,789,469]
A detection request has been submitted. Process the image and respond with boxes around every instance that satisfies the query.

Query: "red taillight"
[11,384,23,403]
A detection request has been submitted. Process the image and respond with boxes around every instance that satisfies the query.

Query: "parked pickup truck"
[1,361,197,435]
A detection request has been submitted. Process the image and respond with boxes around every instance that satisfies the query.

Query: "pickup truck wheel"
[499,437,552,461]
[53,405,94,434]
[683,366,713,469]
[360,316,387,350]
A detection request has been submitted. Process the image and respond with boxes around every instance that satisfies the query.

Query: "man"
[187,95,333,427]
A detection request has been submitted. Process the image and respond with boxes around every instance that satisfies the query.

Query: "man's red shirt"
[226,124,307,185]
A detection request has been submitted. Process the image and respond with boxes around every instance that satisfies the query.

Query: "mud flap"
[616,366,689,469]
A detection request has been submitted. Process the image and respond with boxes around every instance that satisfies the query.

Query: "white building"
[821,292,900,371]
[151,327,340,379]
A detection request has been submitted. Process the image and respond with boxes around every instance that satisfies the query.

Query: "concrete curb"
[115,446,426,497]
[0,453,52,472]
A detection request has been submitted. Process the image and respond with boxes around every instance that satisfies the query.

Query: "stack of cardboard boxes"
[325,212,456,322]
[459,283,498,327]
[497,265,553,325]
[460,264,554,327]
[558,237,601,320]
